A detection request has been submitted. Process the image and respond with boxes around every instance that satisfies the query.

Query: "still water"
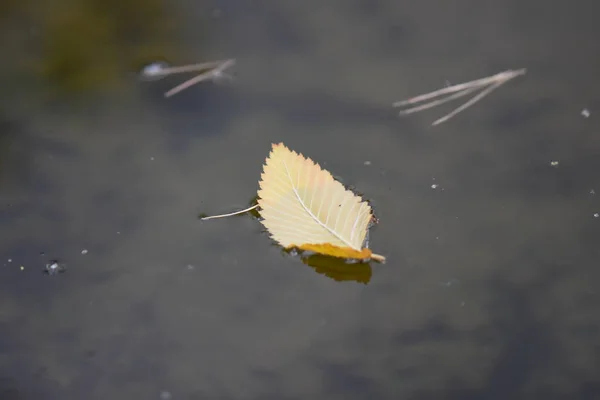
[1,0,600,399]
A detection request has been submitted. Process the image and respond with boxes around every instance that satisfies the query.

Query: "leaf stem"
[370,253,386,263]
[200,204,259,220]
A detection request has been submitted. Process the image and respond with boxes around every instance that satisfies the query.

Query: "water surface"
[1,0,600,399]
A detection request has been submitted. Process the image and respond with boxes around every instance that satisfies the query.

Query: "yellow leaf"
[257,143,385,262]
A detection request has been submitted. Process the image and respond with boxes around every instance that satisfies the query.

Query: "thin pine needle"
[165,59,236,97]
[392,70,522,107]
[393,68,526,125]
[140,60,230,80]
[164,72,215,97]
[431,80,506,126]
[140,59,236,97]
[398,86,480,116]
[200,204,259,220]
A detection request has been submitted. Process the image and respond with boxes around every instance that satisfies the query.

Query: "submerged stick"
[200,204,259,220]
[393,68,526,125]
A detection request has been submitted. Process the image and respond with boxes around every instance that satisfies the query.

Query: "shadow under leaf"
[299,253,372,284]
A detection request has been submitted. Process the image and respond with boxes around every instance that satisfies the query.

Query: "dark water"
[2,0,600,399]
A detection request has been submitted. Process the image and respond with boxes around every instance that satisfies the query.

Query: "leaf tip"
[271,142,286,151]
[370,253,386,263]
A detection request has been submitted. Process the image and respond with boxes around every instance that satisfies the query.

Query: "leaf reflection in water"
[299,253,373,284]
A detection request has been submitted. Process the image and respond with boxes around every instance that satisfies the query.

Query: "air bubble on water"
[45,260,65,275]
[140,62,170,81]
[431,184,438,189]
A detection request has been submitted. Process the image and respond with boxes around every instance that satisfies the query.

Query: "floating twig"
[393,68,526,125]
[140,59,236,97]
